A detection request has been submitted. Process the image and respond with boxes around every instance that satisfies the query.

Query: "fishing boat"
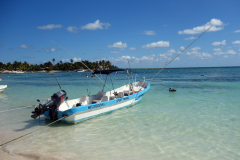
[31,69,150,123]
[76,69,85,72]
[0,85,7,93]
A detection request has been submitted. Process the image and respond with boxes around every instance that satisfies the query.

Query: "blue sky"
[0,0,240,68]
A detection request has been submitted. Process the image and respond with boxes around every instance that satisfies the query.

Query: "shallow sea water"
[0,67,240,160]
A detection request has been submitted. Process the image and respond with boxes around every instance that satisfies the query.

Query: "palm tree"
[52,58,55,63]
[52,58,55,70]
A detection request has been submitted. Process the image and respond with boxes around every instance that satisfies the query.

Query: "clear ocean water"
[0,67,240,160]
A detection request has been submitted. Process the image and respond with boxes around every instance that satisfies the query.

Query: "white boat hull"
[65,93,143,123]
[0,85,7,93]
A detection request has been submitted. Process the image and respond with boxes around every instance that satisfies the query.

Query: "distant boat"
[76,70,85,72]
[0,85,7,93]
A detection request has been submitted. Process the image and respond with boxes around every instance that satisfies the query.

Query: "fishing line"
[0,105,34,113]
[0,103,97,147]
[52,72,62,90]
[0,115,67,147]
[127,60,134,83]
[50,40,112,91]
[149,25,213,82]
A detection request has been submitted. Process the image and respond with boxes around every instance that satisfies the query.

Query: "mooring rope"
[149,25,213,82]
[0,116,67,147]
[126,26,213,107]
[0,106,34,113]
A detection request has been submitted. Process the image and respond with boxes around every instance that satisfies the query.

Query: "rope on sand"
[0,116,67,147]
[0,106,34,113]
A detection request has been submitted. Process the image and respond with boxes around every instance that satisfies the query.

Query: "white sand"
[0,149,30,160]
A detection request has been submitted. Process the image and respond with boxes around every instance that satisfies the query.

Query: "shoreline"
[1,66,240,74]
[0,70,87,74]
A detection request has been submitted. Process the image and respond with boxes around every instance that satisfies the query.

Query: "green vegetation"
[0,59,118,71]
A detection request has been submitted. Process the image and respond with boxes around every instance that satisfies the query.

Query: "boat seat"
[142,82,148,88]
[87,96,94,104]
[79,95,87,103]
[75,95,88,106]
[101,96,109,102]
[95,91,104,100]
[117,92,124,98]
[93,96,109,103]
[136,81,143,86]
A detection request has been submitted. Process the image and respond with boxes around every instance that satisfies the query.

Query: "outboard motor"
[31,90,67,121]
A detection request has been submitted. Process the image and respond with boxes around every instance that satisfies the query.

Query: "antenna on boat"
[149,25,213,82]
[50,40,112,91]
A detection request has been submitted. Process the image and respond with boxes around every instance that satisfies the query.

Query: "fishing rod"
[127,59,134,83]
[52,72,62,90]
[149,25,213,82]
[50,40,112,91]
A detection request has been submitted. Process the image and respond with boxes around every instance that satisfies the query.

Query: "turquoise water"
[0,67,240,159]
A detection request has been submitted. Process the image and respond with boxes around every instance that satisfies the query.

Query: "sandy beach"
[0,70,67,74]
[0,149,30,160]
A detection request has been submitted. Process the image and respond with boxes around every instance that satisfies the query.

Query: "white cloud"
[37,24,62,30]
[108,41,127,48]
[185,36,196,40]
[129,47,136,50]
[73,57,81,62]
[20,44,32,49]
[66,26,78,33]
[44,48,56,52]
[213,48,221,52]
[51,48,56,52]
[81,20,111,30]
[156,49,177,62]
[141,41,169,49]
[223,55,228,58]
[232,40,240,44]
[191,46,201,51]
[214,49,236,55]
[227,50,236,54]
[234,30,240,33]
[178,18,224,34]
[110,51,121,53]
[167,49,176,54]
[109,55,155,64]
[105,49,177,64]
[143,30,156,35]
[62,59,70,63]
[180,46,185,51]
[212,40,226,46]
[186,47,212,59]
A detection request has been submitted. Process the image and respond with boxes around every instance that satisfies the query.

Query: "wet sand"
[0,149,29,160]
